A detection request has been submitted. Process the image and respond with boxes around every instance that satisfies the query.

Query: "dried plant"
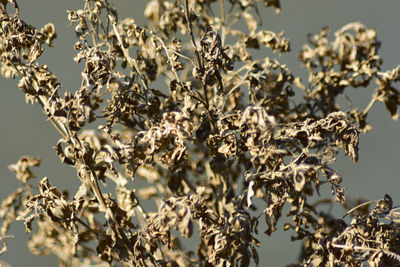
[1,0,400,266]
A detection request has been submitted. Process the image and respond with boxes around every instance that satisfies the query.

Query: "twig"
[108,14,149,91]
[86,170,137,261]
[184,0,203,71]
[182,175,197,192]
[219,0,226,45]
[74,216,99,236]
[362,94,378,115]
[331,241,400,263]
[6,59,69,140]
[342,200,377,219]
[85,0,98,48]
[183,0,211,110]
[146,29,180,81]
[219,0,225,23]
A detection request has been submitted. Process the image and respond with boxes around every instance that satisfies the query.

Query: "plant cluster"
[1,0,400,266]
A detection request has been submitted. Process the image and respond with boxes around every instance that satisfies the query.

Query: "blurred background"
[0,0,399,266]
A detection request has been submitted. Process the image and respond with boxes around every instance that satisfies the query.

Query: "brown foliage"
[1,0,400,266]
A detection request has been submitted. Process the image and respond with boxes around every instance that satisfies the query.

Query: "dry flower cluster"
[1,0,400,266]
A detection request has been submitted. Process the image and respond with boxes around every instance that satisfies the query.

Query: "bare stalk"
[85,0,98,48]
[108,15,149,91]
[184,0,203,71]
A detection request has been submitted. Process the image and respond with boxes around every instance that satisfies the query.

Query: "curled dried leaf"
[8,156,41,183]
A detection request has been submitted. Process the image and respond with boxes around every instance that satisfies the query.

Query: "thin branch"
[6,59,69,139]
[342,200,377,219]
[184,0,203,71]
[362,94,378,115]
[86,170,137,262]
[85,0,98,48]
[219,0,225,23]
[219,0,226,46]
[108,14,149,91]
[74,216,99,236]
[182,0,218,135]
[145,29,180,81]
[331,241,400,263]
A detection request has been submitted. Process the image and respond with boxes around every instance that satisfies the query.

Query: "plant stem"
[108,15,149,91]
[184,0,203,71]
[85,0,98,48]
